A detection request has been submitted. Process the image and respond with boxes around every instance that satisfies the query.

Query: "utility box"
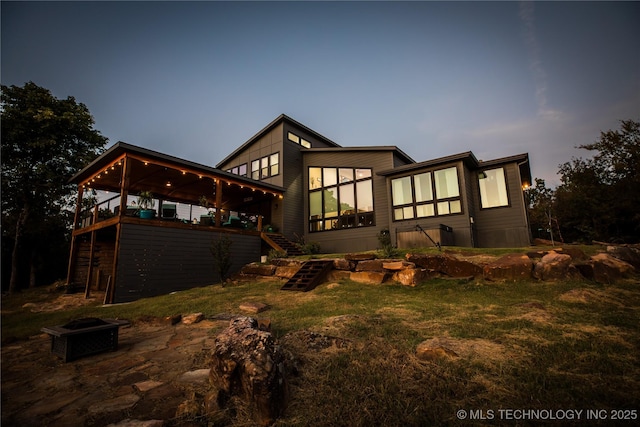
[397,224,454,249]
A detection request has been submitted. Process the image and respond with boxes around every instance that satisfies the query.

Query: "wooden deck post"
[215,178,223,227]
[65,186,84,287]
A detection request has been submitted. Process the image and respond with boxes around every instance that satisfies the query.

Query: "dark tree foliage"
[1,82,107,292]
[528,120,639,244]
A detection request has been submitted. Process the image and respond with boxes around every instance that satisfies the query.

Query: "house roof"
[377,151,479,176]
[303,146,415,164]
[216,114,342,167]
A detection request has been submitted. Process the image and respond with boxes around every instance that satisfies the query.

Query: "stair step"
[281,260,333,292]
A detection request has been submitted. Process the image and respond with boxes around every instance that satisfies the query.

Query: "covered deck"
[67,142,285,303]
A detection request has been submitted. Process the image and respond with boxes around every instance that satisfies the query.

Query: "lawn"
[2,255,639,426]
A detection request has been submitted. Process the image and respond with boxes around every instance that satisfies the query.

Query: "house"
[67,114,532,303]
[217,114,532,252]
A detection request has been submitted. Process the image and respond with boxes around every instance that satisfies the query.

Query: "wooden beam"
[215,178,222,227]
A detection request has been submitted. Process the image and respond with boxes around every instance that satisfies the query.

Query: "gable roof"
[216,114,341,167]
[377,151,479,176]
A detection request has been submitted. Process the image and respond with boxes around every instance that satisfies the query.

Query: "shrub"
[377,229,397,258]
[267,248,288,262]
[210,234,233,285]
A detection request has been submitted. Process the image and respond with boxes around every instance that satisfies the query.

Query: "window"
[251,153,279,180]
[309,167,375,232]
[391,166,462,221]
[479,167,509,208]
[251,160,260,180]
[288,131,312,148]
[227,163,247,177]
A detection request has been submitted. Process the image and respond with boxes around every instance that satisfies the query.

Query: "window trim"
[390,165,463,221]
[478,167,511,209]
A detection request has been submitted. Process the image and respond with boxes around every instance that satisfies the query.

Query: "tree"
[554,119,639,243]
[525,178,560,242]
[1,82,107,292]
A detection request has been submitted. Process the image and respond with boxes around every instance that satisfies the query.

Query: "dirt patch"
[558,288,625,306]
[21,291,106,312]
[418,336,512,363]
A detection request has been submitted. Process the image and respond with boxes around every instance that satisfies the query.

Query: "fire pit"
[41,317,130,362]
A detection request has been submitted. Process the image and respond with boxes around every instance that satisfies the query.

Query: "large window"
[251,153,279,180]
[391,166,461,221]
[288,131,312,148]
[479,167,509,208]
[309,167,374,232]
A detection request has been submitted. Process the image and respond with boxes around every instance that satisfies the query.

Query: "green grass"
[2,267,639,426]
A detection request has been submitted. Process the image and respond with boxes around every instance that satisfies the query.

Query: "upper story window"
[227,163,247,177]
[251,153,279,180]
[391,166,461,221]
[308,167,374,232]
[288,131,311,148]
[479,167,509,208]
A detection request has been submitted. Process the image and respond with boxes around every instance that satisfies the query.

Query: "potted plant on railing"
[136,191,156,219]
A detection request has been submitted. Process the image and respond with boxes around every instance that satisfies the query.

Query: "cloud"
[519,1,562,120]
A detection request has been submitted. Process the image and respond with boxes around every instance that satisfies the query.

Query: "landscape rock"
[241,263,277,276]
[209,317,287,426]
[239,302,270,314]
[587,253,635,283]
[607,245,640,269]
[405,253,483,277]
[345,253,377,261]
[533,251,581,281]
[392,268,430,286]
[355,259,385,271]
[274,266,300,279]
[181,313,204,325]
[350,271,388,284]
[333,258,354,270]
[382,260,414,270]
[483,253,533,282]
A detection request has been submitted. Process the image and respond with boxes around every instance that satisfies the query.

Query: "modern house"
[67,114,532,303]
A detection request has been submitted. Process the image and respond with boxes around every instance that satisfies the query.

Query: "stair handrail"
[415,224,441,251]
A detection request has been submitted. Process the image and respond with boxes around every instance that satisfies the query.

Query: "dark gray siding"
[279,141,305,241]
[302,150,396,253]
[473,162,531,247]
[115,224,260,303]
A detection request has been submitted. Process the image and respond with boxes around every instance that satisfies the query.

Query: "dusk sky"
[2,1,639,187]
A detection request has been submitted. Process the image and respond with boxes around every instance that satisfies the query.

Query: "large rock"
[241,263,276,276]
[354,259,386,271]
[607,246,640,269]
[483,253,533,282]
[208,317,286,426]
[406,253,483,278]
[392,268,431,286]
[533,251,581,281]
[583,253,635,284]
[350,271,388,284]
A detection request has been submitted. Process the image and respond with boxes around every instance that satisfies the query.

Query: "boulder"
[355,259,385,271]
[239,302,270,314]
[392,268,431,286]
[406,253,483,278]
[349,271,388,285]
[208,317,286,426]
[182,313,205,325]
[587,253,635,284]
[333,258,354,271]
[274,266,300,279]
[483,253,533,282]
[383,260,414,271]
[345,253,377,261]
[533,251,581,281]
[607,246,640,269]
[241,263,276,276]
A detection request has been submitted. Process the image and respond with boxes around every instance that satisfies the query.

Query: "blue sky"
[2,1,639,186]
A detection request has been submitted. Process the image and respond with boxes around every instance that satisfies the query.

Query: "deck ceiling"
[80,151,282,210]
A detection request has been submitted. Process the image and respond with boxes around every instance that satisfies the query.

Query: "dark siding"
[280,141,304,240]
[114,224,260,303]
[473,162,531,247]
[302,151,396,253]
